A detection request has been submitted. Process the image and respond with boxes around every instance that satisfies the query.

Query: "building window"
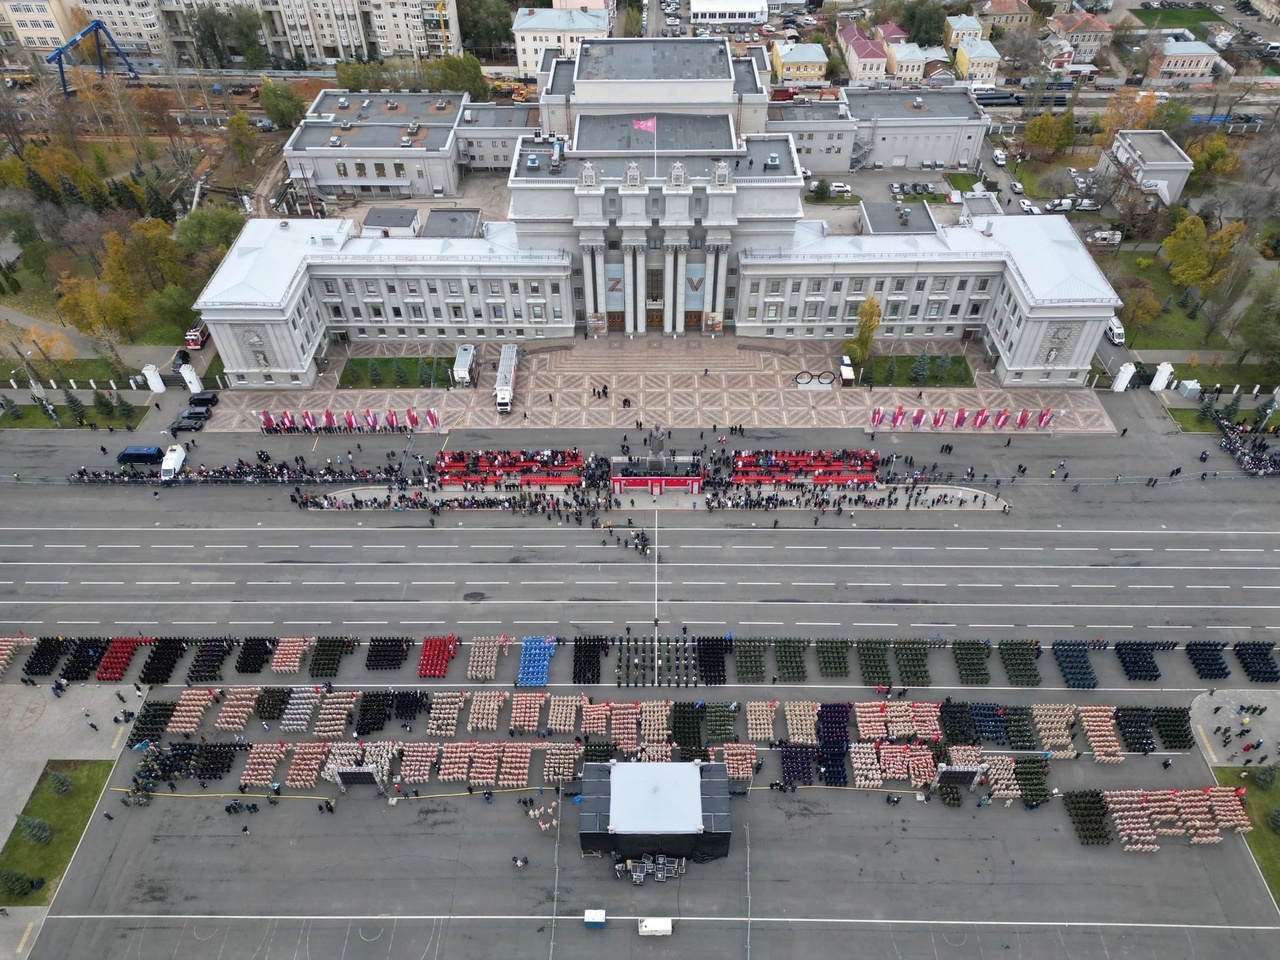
[977,278,990,292]
[809,279,824,294]
[832,279,843,292]
[914,278,926,292]
[893,278,906,292]
[323,280,337,294]
[336,162,348,177]
[355,162,367,177]
[791,280,802,294]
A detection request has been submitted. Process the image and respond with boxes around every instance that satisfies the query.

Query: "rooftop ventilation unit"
[329,136,341,146]
[400,136,412,147]
[387,100,399,109]
[766,152,779,167]
[340,121,352,130]
[361,99,371,108]
[526,153,540,170]
[407,121,420,134]
[914,96,924,109]
[338,97,349,108]
[435,99,448,110]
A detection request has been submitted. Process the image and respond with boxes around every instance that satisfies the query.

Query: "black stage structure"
[577,760,732,859]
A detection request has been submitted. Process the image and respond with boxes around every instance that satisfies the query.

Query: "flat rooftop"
[461,104,540,129]
[1116,129,1191,165]
[576,38,734,83]
[863,200,939,234]
[292,122,452,152]
[511,134,799,182]
[363,207,418,229]
[843,89,983,121]
[423,208,482,238]
[768,101,850,122]
[575,113,736,152]
[311,90,464,121]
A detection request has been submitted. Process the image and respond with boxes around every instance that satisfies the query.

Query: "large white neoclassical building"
[196,37,1121,390]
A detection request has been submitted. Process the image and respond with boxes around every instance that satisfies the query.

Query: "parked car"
[178,407,211,421]
[924,182,937,194]
[829,181,853,196]
[992,148,1007,166]
[890,182,903,194]
[1009,181,1024,194]
[1074,199,1101,211]
[1018,198,1035,212]
[1045,199,1073,212]
[188,391,219,408]
[169,418,204,434]
[171,348,190,373]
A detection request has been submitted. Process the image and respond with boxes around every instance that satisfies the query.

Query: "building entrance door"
[646,310,664,329]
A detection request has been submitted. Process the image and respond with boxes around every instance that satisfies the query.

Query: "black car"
[169,418,204,434]
[172,349,191,372]
[912,182,925,194]
[188,391,219,408]
[179,407,211,421]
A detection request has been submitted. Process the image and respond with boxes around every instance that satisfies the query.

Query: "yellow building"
[955,38,1001,81]
[771,40,829,84]
[943,14,982,50]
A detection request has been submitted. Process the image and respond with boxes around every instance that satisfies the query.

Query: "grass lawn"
[0,264,64,325]
[1109,250,1231,350]
[863,354,976,388]
[804,194,864,205]
[1167,407,1221,432]
[1170,362,1273,391]
[0,402,140,431]
[337,356,454,389]
[947,173,981,192]
[0,760,114,905]
[1128,7,1223,26]
[21,358,131,385]
[1214,766,1280,903]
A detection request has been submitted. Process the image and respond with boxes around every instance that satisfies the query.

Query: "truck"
[494,343,518,414]
[453,343,477,387]
[184,324,210,349]
[161,444,186,481]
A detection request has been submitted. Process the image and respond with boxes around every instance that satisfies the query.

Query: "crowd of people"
[1218,420,1280,477]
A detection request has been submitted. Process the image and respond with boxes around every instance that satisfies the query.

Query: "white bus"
[453,344,477,387]
[494,344,518,414]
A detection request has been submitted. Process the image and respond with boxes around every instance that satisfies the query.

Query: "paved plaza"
[201,337,1116,435]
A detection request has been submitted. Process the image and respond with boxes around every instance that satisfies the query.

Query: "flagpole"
[653,126,657,180]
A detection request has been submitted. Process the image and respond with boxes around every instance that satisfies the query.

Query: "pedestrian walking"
[1162,758,1172,769]
[100,445,107,455]
[241,825,250,835]
[548,393,553,403]
[87,721,98,731]
[1121,427,1128,437]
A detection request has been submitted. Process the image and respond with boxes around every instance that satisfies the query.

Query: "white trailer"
[494,344,518,414]
[453,344,477,387]
[160,444,186,481]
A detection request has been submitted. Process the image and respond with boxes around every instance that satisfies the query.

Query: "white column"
[624,244,639,335]
[663,244,676,334]
[593,247,607,320]
[713,244,730,317]
[674,244,688,335]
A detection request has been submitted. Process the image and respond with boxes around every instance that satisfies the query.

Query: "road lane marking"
[1166,548,1208,552]
[575,580,617,585]
[57,621,100,625]
[1221,548,1264,553]
[742,582,781,586]
[1071,584,1115,589]
[257,545,298,549]
[45,544,85,548]
[1001,547,1043,551]
[1129,584,1173,589]
[1111,547,1153,552]
[785,546,828,550]
[136,581,179,586]
[733,545,774,549]
[80,580,123,585]
[353,581,399,586]
[970,623,1014,628]
[684,581,725,586]
[1016,583,1058,588]
[520,581,564,586]
[796,582,836,587]
[892,546,934,551]
[302,581,344,586]
[246,581,291,586]
[740,621,784,626]
[25,580,67,585]
[1056,547,1097,552]
[284,621,331,625]
[957,583,1003,588]
[945,547,988,551]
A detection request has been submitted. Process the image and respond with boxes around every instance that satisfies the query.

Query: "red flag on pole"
[632,117,656,133]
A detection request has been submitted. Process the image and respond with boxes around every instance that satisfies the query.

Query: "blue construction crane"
[44,19,138,97]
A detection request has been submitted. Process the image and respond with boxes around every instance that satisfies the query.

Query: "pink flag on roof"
[632,117,657,134]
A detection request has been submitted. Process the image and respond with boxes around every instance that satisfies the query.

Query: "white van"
[1106,317,1126,346]
[992,148,1007,166]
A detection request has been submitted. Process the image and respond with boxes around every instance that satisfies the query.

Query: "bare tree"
[0,87,28,156]
[57,209,107,275]
[1200,241,1256,345]
[999,27,1043,67]
[1040,168,1074,199]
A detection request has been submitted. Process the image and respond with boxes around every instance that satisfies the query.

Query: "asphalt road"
[4,419,1280,960]
[1,520,1278,645]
